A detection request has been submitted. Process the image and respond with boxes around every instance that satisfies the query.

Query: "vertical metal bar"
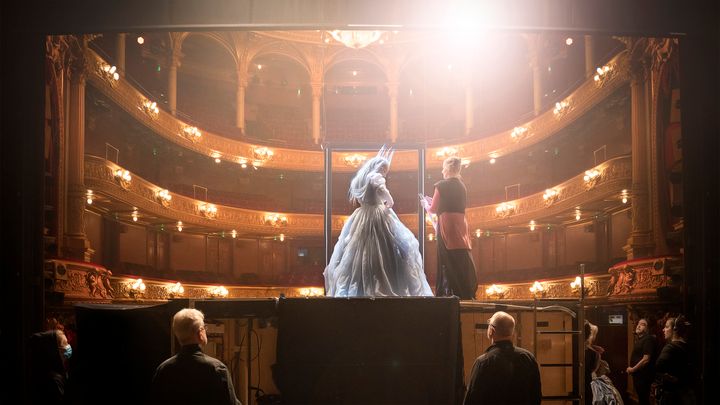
[578,263,586,405]
[324,145,332,267]
[418,147,425,258]
[533,297,538,358]
[247,317,253,405]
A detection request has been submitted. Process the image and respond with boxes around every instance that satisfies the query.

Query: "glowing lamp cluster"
[343,153,368,168]
[529,220,537,231]
[231,229,237,239]
[86,189,94,205]
[435,146,458,161]
[128,278,146,298]
[553,100,570,116]
[529,281,545,295]
[253,147,274,161]
[593,65,613,85]
[328,30,385,49]
[510,126,528,141]
[199,203,218,218]
[156,189,172,207]
[265,213,288,227]
[131,210,139,222]
[209,286,229,298]
[427,233,435,242]
[114,169,132,189]
[583,168,601,188]
[100,64,120,83]
[182,125,202,142]
[142,99,160,118]
[485,284,505,298]
[299,287,324,297]
[176,221,183,232]
[495,202,516,217]
[168,282,185,296]
[570,276,583,290]
[621,189,630,204]
[542,188,559,204]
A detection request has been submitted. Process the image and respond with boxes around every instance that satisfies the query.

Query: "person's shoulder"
[514,345,538,360]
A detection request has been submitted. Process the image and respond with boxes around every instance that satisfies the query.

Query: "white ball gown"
[324,157,433,297]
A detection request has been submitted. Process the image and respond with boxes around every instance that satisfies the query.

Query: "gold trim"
[86,48,630,172]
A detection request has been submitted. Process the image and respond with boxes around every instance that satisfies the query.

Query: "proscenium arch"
[323,143,427,268]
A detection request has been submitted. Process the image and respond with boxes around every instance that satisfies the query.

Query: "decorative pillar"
[465,85,474,135]
[168,52,180,116]
[116,33,126,77]
[528,44,543,117]
[64,43,93,261]
[624,40,655,259]
[311,82,323,144]
[236,72,247,132]
[584,35,595,79]
[387,82,399,143]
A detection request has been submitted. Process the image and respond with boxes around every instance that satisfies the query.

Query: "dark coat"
[29,330,66,405]
[464,340,542,405]
[149,344,241,405]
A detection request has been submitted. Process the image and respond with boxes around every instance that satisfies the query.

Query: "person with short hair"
[463,311,541,405]
[150,308,241,405]
[627,318,657,405]
[421,156,478,299]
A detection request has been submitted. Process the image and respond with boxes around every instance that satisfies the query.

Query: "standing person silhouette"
[421,156,478,299]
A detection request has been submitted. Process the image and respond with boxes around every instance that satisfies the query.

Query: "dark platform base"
[273,297,462,405]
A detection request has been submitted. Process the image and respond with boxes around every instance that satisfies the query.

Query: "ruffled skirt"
[324,205,433,297]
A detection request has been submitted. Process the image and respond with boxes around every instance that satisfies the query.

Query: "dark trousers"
[633,375,651,405]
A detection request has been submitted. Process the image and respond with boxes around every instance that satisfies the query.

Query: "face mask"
[62,344,73,360]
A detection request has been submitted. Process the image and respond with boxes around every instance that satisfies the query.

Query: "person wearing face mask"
[29,329,71,404]
[626,317,657,405]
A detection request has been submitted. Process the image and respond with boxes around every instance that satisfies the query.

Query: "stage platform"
[71,297,578,405]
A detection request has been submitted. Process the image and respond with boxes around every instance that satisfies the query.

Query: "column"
[168,53,180,116]
[236,72,247,132]
[311,82,323,144]
[584,35,595,79]
[624,50,654,259]
[64,52,93,261]
[116,33,126,77]
[528,45,543,117]
[465,85,474,135]
[387,82,399,143]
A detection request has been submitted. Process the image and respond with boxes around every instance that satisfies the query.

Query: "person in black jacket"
[149,308,241,405]
[627,317,657,405]
[464,311,541,405]
[29,329,70,405]
[655,315,694,405]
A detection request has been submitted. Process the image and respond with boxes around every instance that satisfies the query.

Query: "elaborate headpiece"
[348,145,394,203]
[376,145,394,169]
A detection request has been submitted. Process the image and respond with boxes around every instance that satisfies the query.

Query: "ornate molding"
[85,48,630,172]
[45,259,324,302]
[86,155,629,236]
[606,256,680,297]
[477,275,610,301]
[85,155,419,236]
[466,156,632,229]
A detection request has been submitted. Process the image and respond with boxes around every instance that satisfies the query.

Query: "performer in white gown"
[324,147,433,297]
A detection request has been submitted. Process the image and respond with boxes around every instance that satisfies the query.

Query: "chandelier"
[328,30,385,49]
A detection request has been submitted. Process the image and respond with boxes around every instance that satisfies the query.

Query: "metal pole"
[324,145,332,267]
[578,263,586,405]
[418,147,425,258]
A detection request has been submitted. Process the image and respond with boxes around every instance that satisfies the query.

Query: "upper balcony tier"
[86,45,630,173]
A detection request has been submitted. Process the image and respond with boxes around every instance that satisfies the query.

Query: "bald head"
[488,311,515,341]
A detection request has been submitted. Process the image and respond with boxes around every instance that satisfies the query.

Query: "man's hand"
[626,367,634,374]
